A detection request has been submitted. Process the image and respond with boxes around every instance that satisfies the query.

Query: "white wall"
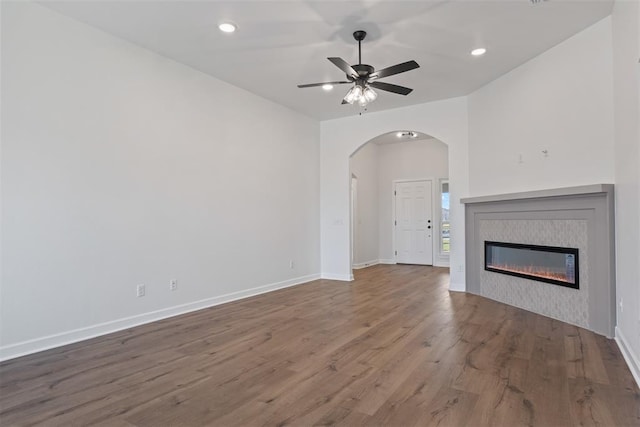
[320,97,468,287]
[349,143,379,267]
[377,139,448,264]
[468,17,615,196]
[612,0,640,385]
[1,2,320,359]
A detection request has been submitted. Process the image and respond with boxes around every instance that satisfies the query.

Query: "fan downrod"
[353,30,367,67]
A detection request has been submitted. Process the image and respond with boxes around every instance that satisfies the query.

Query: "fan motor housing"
[348,64,374,80]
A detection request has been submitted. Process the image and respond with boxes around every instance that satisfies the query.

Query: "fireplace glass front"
[484,241,579,289]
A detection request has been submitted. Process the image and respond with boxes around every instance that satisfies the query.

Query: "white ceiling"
[41,0,614,121]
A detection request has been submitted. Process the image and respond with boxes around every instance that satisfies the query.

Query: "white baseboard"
[448,280,466,292]
[615,326,640,388]
[379,259,450,268]
[321,273,354,281]
[352,260,379,269]
[0,273,321,362]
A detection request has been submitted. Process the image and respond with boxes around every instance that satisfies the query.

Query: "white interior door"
[395,180,433,265]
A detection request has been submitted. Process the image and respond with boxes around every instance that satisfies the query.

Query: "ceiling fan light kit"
[362,86,377,102]
[298,30,420,106]
[344,85,363,104]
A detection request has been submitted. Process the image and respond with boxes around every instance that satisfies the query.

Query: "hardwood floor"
[1,265,639,426]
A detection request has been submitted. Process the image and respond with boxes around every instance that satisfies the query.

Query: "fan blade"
[370,81,413,95]
[370,60,419,79]
[327,57,359,79]
[297,81,351,88]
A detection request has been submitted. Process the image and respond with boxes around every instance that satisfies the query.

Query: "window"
[441,181,450,254]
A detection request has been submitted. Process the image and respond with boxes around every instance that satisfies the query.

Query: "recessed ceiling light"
[218,22,237,33]
[471,48,487,56]
[322,84,334,91]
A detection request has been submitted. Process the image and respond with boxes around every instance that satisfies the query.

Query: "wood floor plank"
[417,385,478,427]
[1,264,638,426]
[369,358,458,426]
[523,335,572,426]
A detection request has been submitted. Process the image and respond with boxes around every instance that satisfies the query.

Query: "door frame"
[350,174,358,266]
[392,178,437,265]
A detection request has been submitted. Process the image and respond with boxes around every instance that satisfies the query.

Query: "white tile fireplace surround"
[462,185,615,337]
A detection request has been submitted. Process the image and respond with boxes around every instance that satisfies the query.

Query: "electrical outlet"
[619,298,623,313]
[170,279,177,291]
[136,284,145,297]
[289,260,294,269]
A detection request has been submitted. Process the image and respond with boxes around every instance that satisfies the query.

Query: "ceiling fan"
[297,30,420,106]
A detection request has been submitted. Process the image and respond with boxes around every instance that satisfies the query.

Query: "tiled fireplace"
[462,185,615,337]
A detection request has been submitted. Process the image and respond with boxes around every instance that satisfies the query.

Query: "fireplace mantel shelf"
[461,184,613,205]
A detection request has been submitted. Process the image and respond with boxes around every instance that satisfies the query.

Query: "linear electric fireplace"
[484,241,579,289]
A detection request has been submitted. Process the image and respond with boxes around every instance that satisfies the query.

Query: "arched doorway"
[318,98,469,290]
[349,131,449,275]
